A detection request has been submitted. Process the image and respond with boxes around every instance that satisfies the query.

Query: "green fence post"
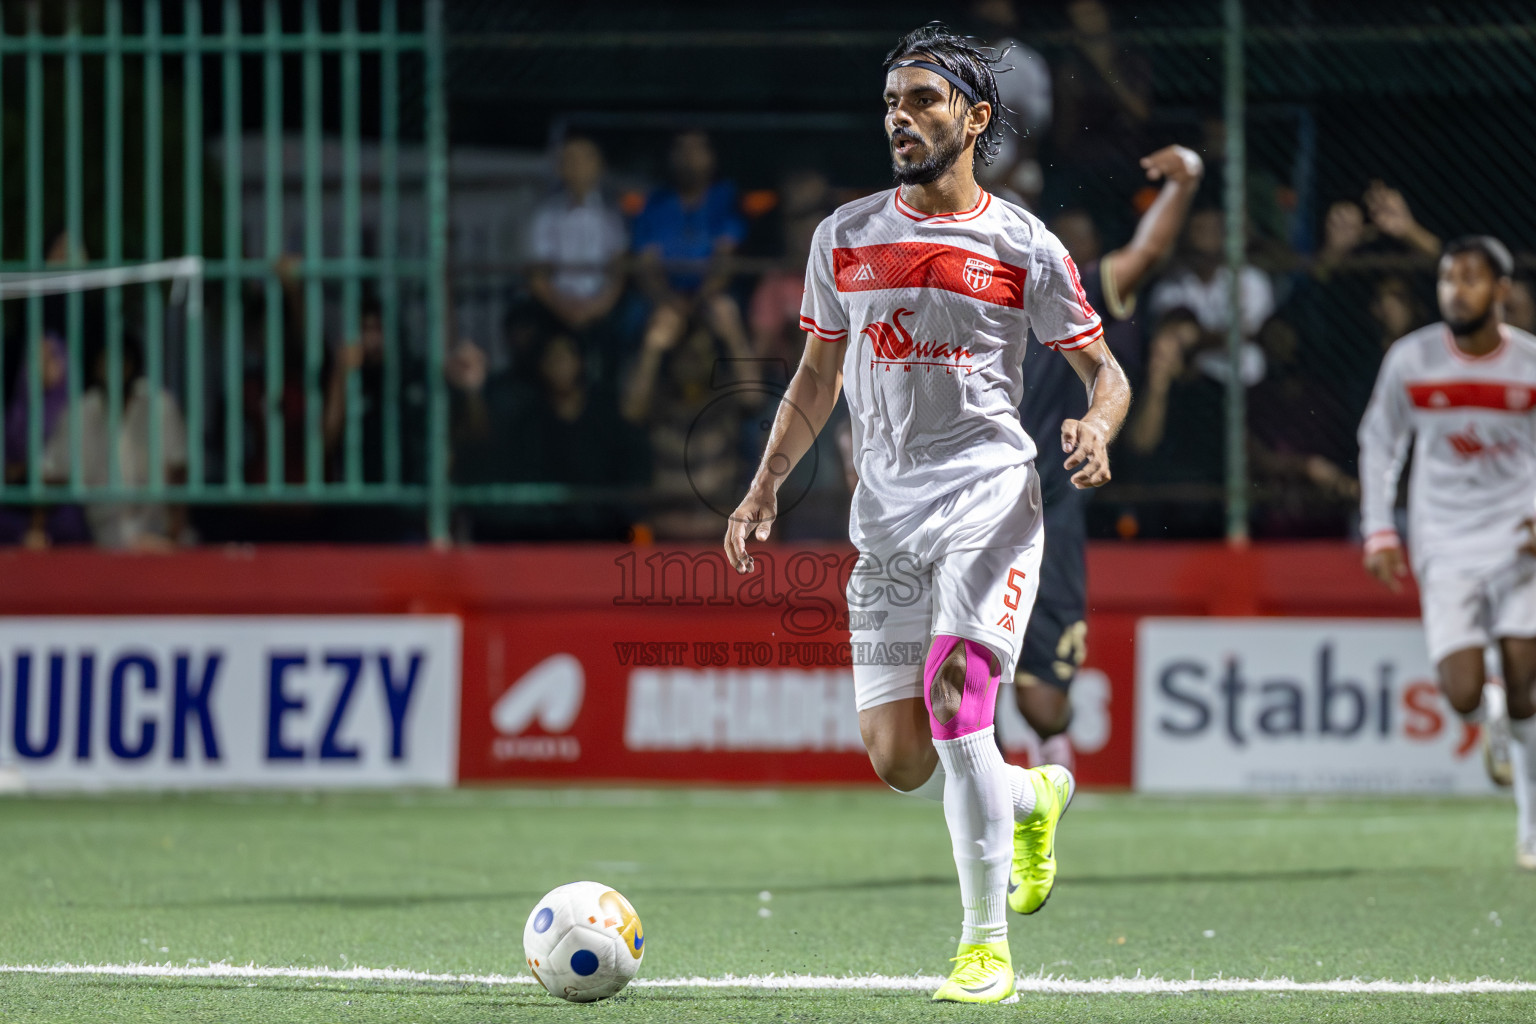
[302,0,322,494]
[106,0,124,491]
[264,0,284,492]
[380,0,401,489]
[184,0,204,490]
[222,0,242,493]
[1223,0,1249,545]
[425,0,449,543]
[145,0,165,495]
[25,0,43,496]
[342,0,363,492]
[65,0,84,494]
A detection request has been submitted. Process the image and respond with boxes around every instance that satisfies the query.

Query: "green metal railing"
[0,0,451,540]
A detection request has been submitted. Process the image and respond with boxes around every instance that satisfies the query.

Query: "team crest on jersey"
[861,307,975,373]
[962,257,994,293]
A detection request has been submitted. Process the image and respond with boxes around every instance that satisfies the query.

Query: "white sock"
[933,727,1011,946]
[1511,717,1536,845]
[1005,763,1039,821]
[891,759,946,802]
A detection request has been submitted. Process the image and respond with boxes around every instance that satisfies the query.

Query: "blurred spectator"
[1146,207,1274,387]
[238,254,307,487]
[1247,318,1360,537]
[622,303,759,541]
[525,136,628,383]
[1369,275,1431,349]
[528,137,627,329]
[969,0,1051,210]
[1047,208,1142,383]
[42,337,189,550]
[1505,275,1536,334]
[1123,209,1275,537]
[0,330,89,547]
[748,169,832,370]
[450,334,642,541]
[1317,181,1441,273]
[632,131,746,319]
[1052,0,1152,181]
[744,168,852,539]
[322,296,426,486]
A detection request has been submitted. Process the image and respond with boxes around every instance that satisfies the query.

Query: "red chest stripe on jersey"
[832,243,1027,309]
[1406,380,1536,412]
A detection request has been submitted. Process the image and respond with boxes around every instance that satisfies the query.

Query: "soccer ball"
[523,880,645,1002]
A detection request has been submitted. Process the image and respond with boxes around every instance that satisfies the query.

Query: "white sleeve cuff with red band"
[1363,530,1401,555]
[799,315,847,342]
[1047,324,1104,351]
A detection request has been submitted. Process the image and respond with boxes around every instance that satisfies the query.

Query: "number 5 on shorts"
[1002,568,1027,610]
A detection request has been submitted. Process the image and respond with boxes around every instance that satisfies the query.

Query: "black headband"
[889,59,980,105]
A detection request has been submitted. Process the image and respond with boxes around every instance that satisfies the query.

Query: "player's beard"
[890,119,965,186]
[1444,303,1495,336]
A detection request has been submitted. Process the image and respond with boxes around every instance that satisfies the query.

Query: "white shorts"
[846,462,1044,712]
[1419,555,1536,665]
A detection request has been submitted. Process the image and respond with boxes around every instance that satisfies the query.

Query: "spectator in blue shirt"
[631,131,748,355]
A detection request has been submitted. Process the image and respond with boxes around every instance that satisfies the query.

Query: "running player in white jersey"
[725,24,1131,1002]
[1359,235,1536,869]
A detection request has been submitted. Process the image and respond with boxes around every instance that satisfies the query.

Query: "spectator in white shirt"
[1147,207,1275,387]
[41,339,190,550]
[527,137,628,335]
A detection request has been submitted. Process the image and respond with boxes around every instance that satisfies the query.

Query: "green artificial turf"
[0,788,1532,1022]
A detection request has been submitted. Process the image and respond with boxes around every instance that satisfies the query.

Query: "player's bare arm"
[1102,145,1204,298]
[724,334,846,573]
[1059,338,1130,489]
[1364,542,1409,592]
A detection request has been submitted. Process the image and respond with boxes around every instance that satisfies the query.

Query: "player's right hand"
[725,485,777,575]
[1363,544,1408,592]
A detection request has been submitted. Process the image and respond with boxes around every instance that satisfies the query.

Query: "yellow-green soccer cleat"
[1008,763,1076,915]
[931,940,1018,1004]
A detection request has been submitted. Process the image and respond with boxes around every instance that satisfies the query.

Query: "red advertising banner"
[0,542,1419,790]
[458,608,1139,787]
[455,547,1140,786]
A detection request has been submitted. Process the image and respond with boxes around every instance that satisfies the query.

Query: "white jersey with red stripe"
[799,188,1102,551]
[1358,322,1536,570]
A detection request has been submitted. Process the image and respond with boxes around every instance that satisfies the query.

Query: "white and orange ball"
[522,881,645,1002]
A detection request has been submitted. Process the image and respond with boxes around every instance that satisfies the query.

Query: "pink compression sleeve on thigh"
[923,634,1001,741]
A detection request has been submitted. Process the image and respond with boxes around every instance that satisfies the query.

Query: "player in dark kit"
[1012,145,1204,762]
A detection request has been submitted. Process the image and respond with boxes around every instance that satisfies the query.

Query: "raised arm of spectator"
[1128,316,1197,454]
[1101,145,1204,303]
[322,340,364,454]
[445,340,491,444]
[620,305,686,424]
[701,293,762,395]
[1364,180,1441,258]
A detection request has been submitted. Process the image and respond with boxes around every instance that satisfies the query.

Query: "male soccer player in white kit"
[725,24,1131,1002]
[1359,235,1536,869]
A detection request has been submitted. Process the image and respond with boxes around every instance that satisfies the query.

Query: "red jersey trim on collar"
[892,189,992,223]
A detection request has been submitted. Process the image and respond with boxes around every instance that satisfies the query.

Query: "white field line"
[0,962,1533,994]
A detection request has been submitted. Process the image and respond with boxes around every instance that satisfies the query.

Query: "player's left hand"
[1520,517,1536,558]
[1062,419,1111,489]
